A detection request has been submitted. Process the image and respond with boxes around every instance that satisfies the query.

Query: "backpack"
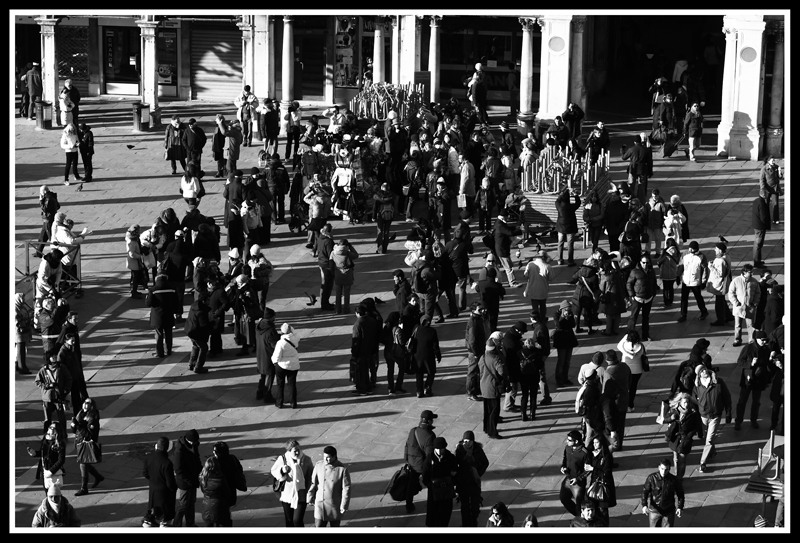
[380,201,394,221]
[520,344,540,376]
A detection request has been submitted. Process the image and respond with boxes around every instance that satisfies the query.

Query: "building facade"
[14,12,785,159]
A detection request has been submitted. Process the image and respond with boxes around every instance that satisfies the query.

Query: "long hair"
[669,391,692,412]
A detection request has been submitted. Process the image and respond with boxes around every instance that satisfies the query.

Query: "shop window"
[56,26,89,81]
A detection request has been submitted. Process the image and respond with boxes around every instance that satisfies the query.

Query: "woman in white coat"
[270,440,314,527]
[272,323,300,409]
[60,124,81,184]
[618,330,645,412]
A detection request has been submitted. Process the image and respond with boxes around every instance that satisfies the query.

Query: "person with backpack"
[373,182,395,254]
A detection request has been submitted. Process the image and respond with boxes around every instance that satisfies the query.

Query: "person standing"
[212,441,247,526]
[25,62,43,120]
[454,431,489,527]
[529,310,553,407]
[751,188,771,268]
[62,79,81,126]
[56,334,86,416]
[271,440,314,527]
[656,237,681,308]
[69,398,103,498]
[15,293,34,374]
[665,392,702,479]
[217,117,243,177]
[758,156,782,224]
[373,183,395,254]
[601,350,630,451]
[392,270,411,315]
[199,456,230,527]
[306,446,351,528]
[554,188,581,267]
[683,102,703,162]
[125,224,146,299]
[727,264,760,347]
[413,316,442,398]
[185,291,211,374]
[60,124,81,185]
[676,241,709,322]
[35,352,72,436]
[255,307,280,403]
[36,186,61,257]
[569,500,607,528]
[553,300,579,387]
[331,238,359,315]
[501,321,527,413]
[465,302,490,401]
[143,436,178,527]
[445,224,475,312]
[626,254,657,340]
[261,99,280,155]
[182,118,207,168]
[479,333,506,439]
[316,224,336,310]
[560,429,588,517]
[403,410,437,514]
[523,250,553,317]
[351,305,379,396]
[641,458,684,527]
[234,85,258,147]
[618,330,645,412]
[146,272,178,358]
[707,242,732,326]
[31,484,81,527]
[272,323,301,409]
[693,366,731,473]
[75,123,95,183]
[422,437,458,527]
[164,115,187,175]
[734,331,774,430]
[171,429,202,527]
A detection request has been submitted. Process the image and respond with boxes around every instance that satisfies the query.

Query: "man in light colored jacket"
[307,445,350,527]
[727,264,760,347]
[523,250,553,318]
[677,240,708,322]
[458,152,476,218]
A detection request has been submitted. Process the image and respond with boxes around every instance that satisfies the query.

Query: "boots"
[256,385,264,400]
[92,473,105,488]
[75,476,89,496]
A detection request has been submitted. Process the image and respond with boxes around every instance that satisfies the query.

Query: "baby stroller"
[288,202,308,234]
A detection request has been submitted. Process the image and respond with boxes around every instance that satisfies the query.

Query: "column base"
[764,126,784,159]
[728,126,763,161]
[715,121,733,157]
[516,112,536,137]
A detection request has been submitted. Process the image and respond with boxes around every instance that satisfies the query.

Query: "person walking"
[751,189,771,268]
[181,118,207,168]
[351,305,379,396]
[383,312,408,395]
[479,333,506,439]
[454,430,489,527]
[164,115,187,175]
[316,224,336,310]
[523,250,553,316]
[422,437,458,527]
[56,334,87,416]
[602,351,631,451]
[272,323,301,409]
[501,321,527,413]
[60,124,81,185]
[560,429,588,517]
[580,435,616,524]
[271,440,314,527]
[34,355,72,436]
[125,224,146,299]
[199,456,231,527]
[627,254,657,340]
[475,267,506,332]
[185,291,211,374]
[683,102,703,162]
[413,316,442,398]
[25,62,43,120]
[255,307,280,403]
[27,421,67,493]
[597,261,625,336]
[643,189,667,254]
[656,237,681,308]
[676,241,709,322]
[143,436,178,527]
[205,277,229,358]
[734,331,775,430]
[492,212,522,287]
[306,446,351,528]
[727,264,760,347]
[641,458,684,527]
[693,366,731,473]
[373,182,395,254]
[31,485,81,527]
[211,442,247,526]
[465,302,490,401]
[486,501,515,527]
[211,114,228,178]
[665,392,702,479]
[569,258,600,335]
[555,187,581,266]
[569,500,607,528]
[331,238,359,315]
[76,123,94,182]
[172,429,202,527]
[618,330,645,412]
[403,410,437,514]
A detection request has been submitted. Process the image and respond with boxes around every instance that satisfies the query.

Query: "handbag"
[586,476,608,502]
[580,275,600,303]
[76,440,102,464]
[457,193,467,208]
[655,398,669,425]
[402,184,410,196]
[640,345,650,372]
[272,453,287,495]
[163,149,169,161]
[404,250,419,267]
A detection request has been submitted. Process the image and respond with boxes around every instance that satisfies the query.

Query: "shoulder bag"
[272,453,287,494]
[586,475,608,502]
[640,344,650,372]
[580,275,600,303]
[76,439,102,464]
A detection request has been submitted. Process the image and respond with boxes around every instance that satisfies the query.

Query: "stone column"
[399,15,417,86]
[253,15,272,100]
[136,16,160,128]
[35,16,59,121]
[516,17,538,137]
[238,15,255,90]
[415,16,423,71]
[570,16,588,113]
[280,15,294,137]
[391,16,401,84]
[717,14,765,161]
[536,15,573,122]
[716,24,738,157]
[428,16,441,103]
[765,20,784,157]
[373,17,386,84]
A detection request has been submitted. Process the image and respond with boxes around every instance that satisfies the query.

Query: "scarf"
[286,452,307,509]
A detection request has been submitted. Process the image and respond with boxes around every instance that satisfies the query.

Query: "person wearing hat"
[254,307,280,403]
[577,352,607,387]
[403,410,438,513]
[601,350,630,450]
[171,429,202,526]
[454,430,489,527]
[706,243,731,326]
[726,263,760,346]
[675,240,709,323]
[693,365,731,473]
[479,333,506,439]
[230,273,258,358]
[420,435,458,527]
[272,323,301,409]
[32,482,81,527]
[560,429,589,517]
[465,301,491,401]
[553,299,579,387]
[306,445,351,527]
[501,321,527,412]
[734,330,775,430]
[143,436,178,526]
[181,118,207,170]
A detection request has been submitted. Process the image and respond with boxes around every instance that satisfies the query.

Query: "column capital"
[518,17,539,31]
[430,15,442,28]
[572,15,587,33]
[391,15,400,28]
[283,15,294,24]
[238,16,254,32]
[722,25,737,37]
[415,15,424,29]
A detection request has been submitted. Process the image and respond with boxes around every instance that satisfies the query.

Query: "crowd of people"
[17,79,785,528]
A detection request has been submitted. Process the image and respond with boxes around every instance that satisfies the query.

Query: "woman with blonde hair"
[270,440,314,527]
[665,391,702,480]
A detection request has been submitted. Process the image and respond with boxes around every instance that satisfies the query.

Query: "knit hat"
[433,437,448,449]
[47,484,61,497]
[263,307,276,319]
[591,351,605,365]
[280,323,294,335]
[462,430,475,441]
[54,212,67,224]
[175,229,185,238]
[228,248,241,259]
[559,300,571,311]
[752,330,767,340]
[249,244,262,256]
[605,350,619,364]
[184,429,200,443]
[689,241,700,252]
[695,364,709,377]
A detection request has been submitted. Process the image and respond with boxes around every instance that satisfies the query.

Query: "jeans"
[699,415,720,465]
[173,487,198,527]
[672,450,687,480]
[466,353,481,396]
[606,314,621,333]
[753,229,766,263]
[629,373,643,408]
[588,226,602,251]
[420,292,438,322]
[171,158,187,173]
[80,150,93,180]
[688,135,699,159]
[735,385,762,426]
[628,298,653,337]
[477,207,492,233]
[38,217,55,253]
[155,327,173,357]
[64,151,80,180]
[275,366,298,406]
[385,350,405,392]
[456,277,470,311]
[281,500,307,527]
[556,348,573,384]
[226,158,237,176]
[557,232,576,262]
[648,507,676,527]
[376,216,392,252]
[734,315,754,343]
[529,298,547,318]
[662,279,675,305]
[538,366,552,400]
[498,256,516,286]
[187,150,202,169]
[216,159,226,177]
[319,266,334,306]
[559,476,585,516]
[645,226,665,253]
[354,355,371,393]
[520,377,538,418]
[335,284,351,314]
[767,192,779,222]
[679,283,707,316]
[189,337,208,370]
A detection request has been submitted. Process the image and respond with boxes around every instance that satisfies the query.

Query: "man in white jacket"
[727,264,760,347]
[676,241,708,323]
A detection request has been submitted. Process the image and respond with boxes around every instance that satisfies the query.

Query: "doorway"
[295,34,326,101]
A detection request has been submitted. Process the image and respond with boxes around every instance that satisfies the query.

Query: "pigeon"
[718,235,729,244]
[76,182,83,192]
[304,291,317,306]
[126,145,135,150]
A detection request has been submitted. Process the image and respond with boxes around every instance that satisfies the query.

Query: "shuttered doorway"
[190,23,242,102]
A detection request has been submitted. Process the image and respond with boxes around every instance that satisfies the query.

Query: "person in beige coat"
[306,445,351,527]
[727,264,760,347]
[270,440,314,527]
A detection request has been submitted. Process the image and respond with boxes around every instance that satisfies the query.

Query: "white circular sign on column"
[740,47,757,63]
[548,36,566,54]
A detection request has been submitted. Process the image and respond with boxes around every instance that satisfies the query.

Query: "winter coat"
[763,291,783,336]
[125,232,143,271]
[492,220,521,258]
[736,342,774,391]
[60,130,79,153]
[32,496,81,527]
[599,270,627,317]
[200,463,230,524]
[404,422,436,474]
[656,246,681,281]
[603,361,631,411]
[552,314,579,349]
[479,348,506,399]
[15,296,34,343]
[523,258,553,300]
[255,319,280,375]
[570,265,600,307]
[581,447,617,508]
[174,436,202,490]
[185,299,211,342]
[679,251,708,287]
[147,277,178,329]
[271,452,314,509]
[422,449,459,505]
[393,279,412,314]
[272,332,300,371]
[618,337,644,375]
[642,471,684,514]
[626,265,657,300]
[706,255,730,296]
[32,436,67,482]
[727,275,760,319]
[602,196,628,233]
[164,123,187,161]
[683,110,703,138]
[306,459,351,522]
[454,442,489,495]
[476,279,505,316]
[211,125,226,162]
[666,407,702,454]
[331,244,359,286]
[555,191,581,234]
[502,329,525,382]
[414,324,441,374]
[694,375,731,419]
[583,200,604,229]
[219,122,243,160]
[143,449,178,521]
[181,123,207,154]
[752,196,771,231]
[465,314,491,356]
[444,234,474,279]
[34,363,72,404]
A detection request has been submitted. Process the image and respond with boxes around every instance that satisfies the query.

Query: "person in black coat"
[752,189,771,267]
[147,273,178,358]
[56,335,86,416]
[413,316,442,397]
[185,292,211,374]
[206,277,230,358]
[182,118,207,169]
[492,213,522,287]
[445,223,475,312]
[143,436,178,526]
[475,267,506,331]
[454,431,489,527]
[27,421,67,494]
[562,103,585,140]
[223,171,245,235]
[569,259,601,334]
[501,321,527,413]
[555,188,581,266]
[422,436,459,527]
[621,136,649,200]
[173,429,202,527]
[352,305,380,395]
[734,331,775,430]
[603,187,628,253]
[255,307,281,402]
[163,230,190,321]
[393,269,412,314]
